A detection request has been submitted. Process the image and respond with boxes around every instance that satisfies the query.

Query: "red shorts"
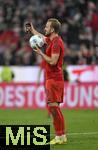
[45,79,64,103]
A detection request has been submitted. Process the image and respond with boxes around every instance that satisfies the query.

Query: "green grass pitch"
[0,109,98,150]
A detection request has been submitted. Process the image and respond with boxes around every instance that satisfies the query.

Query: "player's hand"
[33,45,42,55]
[25,23,31,33]
[30,22,35,33]
[25,22,35,33]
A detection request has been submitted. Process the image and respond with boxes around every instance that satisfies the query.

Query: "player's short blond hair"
[47,18,61,33]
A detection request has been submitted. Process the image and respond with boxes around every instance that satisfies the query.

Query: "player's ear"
[51,28,54,33]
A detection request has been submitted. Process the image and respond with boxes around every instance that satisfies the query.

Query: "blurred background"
[0,0,98,66]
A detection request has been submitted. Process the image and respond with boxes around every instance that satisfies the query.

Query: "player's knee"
[47,103,58,117]
[49,107,56,117]
[48,102,59,106]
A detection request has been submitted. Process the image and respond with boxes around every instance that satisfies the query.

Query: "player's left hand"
[33,45,42,55]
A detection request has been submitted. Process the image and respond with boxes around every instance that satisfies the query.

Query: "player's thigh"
[45,79,64,103]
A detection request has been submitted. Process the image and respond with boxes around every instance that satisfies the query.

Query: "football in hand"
[29,35,44,48]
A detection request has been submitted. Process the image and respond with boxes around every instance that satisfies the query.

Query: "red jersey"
[45,36,64,81]
[40,60,46,69]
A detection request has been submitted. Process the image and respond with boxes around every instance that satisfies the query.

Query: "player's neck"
[50,33,59,41]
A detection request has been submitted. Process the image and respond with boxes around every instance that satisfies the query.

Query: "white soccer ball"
[29,35,44,48]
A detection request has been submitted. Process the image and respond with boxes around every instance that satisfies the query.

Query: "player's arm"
[30,23,43,36]
[43,40,60,65]
[33,47,60,65]
[34,40,60,65]
[25,22,46,42]
[40,53,59,65]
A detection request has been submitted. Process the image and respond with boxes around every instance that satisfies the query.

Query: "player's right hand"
[25,23,31,33]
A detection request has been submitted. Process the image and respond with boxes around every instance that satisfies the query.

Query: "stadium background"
[0,0,98,150]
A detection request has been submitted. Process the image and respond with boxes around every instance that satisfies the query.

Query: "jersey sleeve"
[40,60,45,68]
[51,39,60,54]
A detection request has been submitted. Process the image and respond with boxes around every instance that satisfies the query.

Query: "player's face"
[44,21,53,36]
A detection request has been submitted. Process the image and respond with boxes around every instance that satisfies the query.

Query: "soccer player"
[25,18,67,145]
